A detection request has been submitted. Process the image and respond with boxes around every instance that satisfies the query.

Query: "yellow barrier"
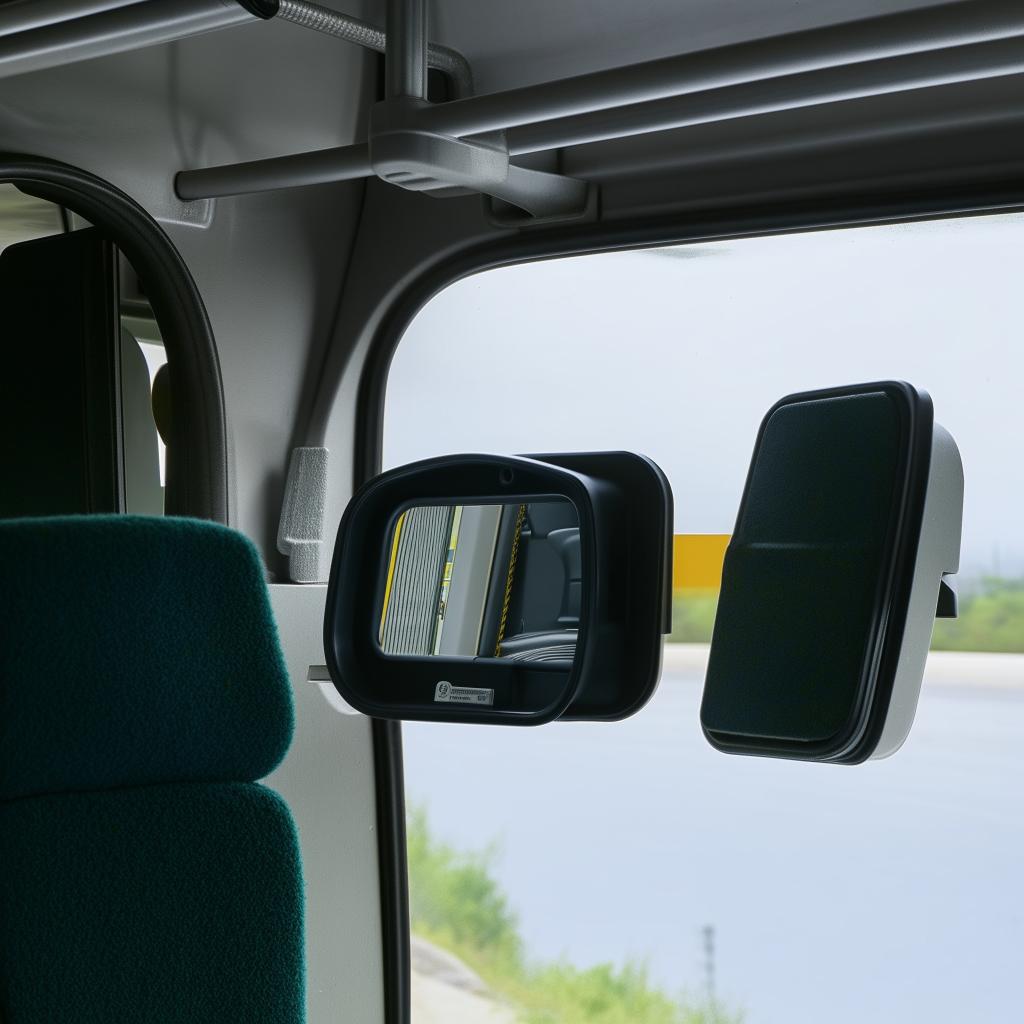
[673,534,730,592]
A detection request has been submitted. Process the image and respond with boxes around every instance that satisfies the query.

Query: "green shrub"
[407,805,742,1024]
[669,591,718,644]
[407,805,522,968]
[931,577,1024,653]
[516,960,725,1024]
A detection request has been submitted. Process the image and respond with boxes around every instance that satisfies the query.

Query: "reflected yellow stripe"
[674,534,730,591]
[379,510,408,639]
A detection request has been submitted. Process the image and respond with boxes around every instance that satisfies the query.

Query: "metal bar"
[413,0,1024,138]
[172,0,1024,200]
[506,34,1024,156]
[0,0,258,82]
[277,0,473,97]
[0,0,141,38]
[386,0,426,99]
[175,142,371,200]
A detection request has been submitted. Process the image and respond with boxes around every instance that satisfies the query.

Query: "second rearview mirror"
[701,380,964,764]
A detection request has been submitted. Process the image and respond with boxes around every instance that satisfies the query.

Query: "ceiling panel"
[418,0,957,93]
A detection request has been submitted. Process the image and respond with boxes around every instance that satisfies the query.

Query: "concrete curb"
[661,643,1024,689]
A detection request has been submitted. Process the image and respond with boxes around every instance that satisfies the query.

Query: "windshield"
[385,212,1024,1024]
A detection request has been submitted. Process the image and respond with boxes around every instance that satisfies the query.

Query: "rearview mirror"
[325,452,672,724]
[700,381,963,763]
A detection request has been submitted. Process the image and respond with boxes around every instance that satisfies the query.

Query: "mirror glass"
[378,499,580,665]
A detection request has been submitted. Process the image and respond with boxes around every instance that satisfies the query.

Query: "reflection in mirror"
[379,500,580,665]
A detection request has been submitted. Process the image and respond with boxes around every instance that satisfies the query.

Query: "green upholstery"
[0,515,293,800]
[0,516,304,1023]
[0,785,304,1021]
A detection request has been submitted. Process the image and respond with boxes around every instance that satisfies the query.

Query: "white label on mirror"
[434,680,495,706]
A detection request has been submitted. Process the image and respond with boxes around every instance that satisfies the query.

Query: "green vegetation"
[407,804,522,967]
[931,577,1024,653]
[407,806,741,1024]
[669,591,719,645]
[670,578,1024,653]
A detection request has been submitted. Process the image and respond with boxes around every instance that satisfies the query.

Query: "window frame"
[356,177,1024,1024]
[0,156,227,523]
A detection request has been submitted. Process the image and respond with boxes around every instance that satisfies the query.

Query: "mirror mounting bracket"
[369,97,590,219]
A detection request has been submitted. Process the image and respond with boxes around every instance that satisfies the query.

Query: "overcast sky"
[385,212,1024,578]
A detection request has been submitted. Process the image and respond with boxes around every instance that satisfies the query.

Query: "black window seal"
[355,173,1024,1024]
[370,718,410,1024]
[1,154,228,524]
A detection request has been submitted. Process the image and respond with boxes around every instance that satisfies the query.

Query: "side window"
[0,184,165,516]
[386,215,1024,1023]
[119,258,168,509]
[0,183,64,247]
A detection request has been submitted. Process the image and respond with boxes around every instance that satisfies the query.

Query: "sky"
[385,211,1024,579]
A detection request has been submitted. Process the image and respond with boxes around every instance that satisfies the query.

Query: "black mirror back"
[701,381,939,763]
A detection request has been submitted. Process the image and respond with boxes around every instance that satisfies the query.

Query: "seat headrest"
[0,516,293,802]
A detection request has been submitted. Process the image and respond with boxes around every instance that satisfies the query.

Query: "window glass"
[123,329,167,496]
[386,213,1024,1024]
[0,183,64,251]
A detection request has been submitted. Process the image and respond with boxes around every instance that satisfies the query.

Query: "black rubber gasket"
[371,718,411,1024]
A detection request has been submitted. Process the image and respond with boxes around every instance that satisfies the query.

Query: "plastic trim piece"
[277,446,329,582]
[2,155,229,523]
[873,421,963,759]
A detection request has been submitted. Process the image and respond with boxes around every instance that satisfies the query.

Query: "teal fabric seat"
[0,516,304,1023]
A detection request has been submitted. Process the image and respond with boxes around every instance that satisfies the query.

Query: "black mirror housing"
[701,381,963,764]
[324,451,672,725]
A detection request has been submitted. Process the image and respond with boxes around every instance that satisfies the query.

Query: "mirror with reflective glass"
[325,451,671,724]
[378,499,580,667]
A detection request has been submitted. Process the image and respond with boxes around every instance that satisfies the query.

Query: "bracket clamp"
[369,97,589,219]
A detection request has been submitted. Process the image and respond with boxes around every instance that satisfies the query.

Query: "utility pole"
[702,924,716,1007]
